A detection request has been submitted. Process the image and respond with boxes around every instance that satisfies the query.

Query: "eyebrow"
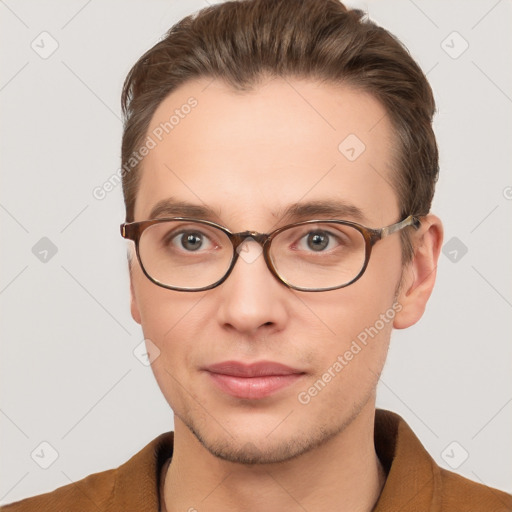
[149,199,217,220]
[276,200,367,224]
[147,197,368,225]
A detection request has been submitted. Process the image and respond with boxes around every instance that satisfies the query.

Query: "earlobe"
[393,214,443,330]
[129,264,142,325]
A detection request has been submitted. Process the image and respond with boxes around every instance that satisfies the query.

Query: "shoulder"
[374,409,512,512]
[1,432,174,512]
[438,467,512,511]
[0,467,117,512]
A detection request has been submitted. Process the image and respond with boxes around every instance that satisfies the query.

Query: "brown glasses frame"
[120,215,421,292]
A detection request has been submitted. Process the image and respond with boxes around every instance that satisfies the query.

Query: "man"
[3,0,511,511]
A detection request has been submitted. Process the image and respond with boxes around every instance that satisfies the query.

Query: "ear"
[128,258,142,325]
[393,214,443,329]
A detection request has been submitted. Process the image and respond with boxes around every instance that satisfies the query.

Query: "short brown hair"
[121,0,439,263]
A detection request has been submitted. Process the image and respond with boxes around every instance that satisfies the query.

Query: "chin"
[179,405,357,466]
[190,424,319,465]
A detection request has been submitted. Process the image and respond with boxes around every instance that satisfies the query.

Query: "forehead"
[134,77,399,228]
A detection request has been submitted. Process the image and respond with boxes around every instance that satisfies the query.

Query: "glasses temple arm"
[380,215,421,238]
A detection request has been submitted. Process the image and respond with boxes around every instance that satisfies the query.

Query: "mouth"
[204,361,306,400]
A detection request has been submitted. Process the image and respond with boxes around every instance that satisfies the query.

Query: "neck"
[162,402,386,512]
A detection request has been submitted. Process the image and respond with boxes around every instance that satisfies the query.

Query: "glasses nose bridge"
[231,230,271,250]
[226,229,280,286]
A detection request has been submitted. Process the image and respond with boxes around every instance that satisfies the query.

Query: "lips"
[204,361,305,399]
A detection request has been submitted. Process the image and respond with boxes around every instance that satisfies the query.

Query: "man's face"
[129,77,407,463]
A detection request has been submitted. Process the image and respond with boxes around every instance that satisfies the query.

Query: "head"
[121,0,443,464]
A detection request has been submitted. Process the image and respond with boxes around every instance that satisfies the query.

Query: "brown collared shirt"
[3,409,511,511]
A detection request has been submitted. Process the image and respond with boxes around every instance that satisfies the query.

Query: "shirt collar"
[372,408,441,511]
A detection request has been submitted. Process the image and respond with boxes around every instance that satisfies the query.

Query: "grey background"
[1,0,511,504]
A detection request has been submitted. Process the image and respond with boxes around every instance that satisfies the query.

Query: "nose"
[215,238,288,335]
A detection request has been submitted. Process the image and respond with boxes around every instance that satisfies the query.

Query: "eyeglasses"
[120,215,420,292]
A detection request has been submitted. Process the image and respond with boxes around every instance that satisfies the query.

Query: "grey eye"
[306,231,330,251]
[180,232,204,251]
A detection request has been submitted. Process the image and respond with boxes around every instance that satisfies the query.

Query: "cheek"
[134,282,208,411]
[295,249,401,390]
[311,288,395,370]
[131,270,206,375]
[308,259,401,346]
[132,263,202,339]
[294,295,394,414]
